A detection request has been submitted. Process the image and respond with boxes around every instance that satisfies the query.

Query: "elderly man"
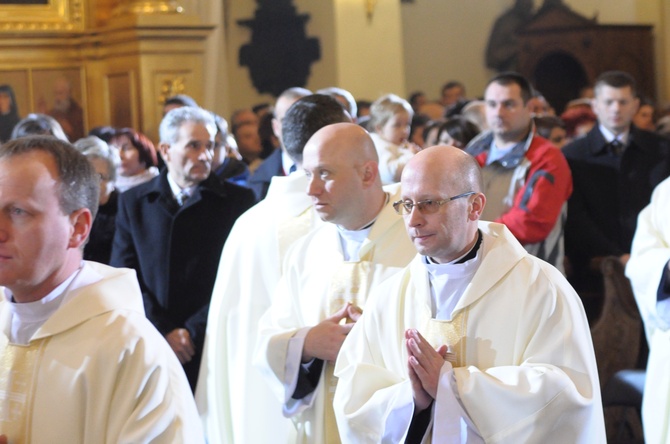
[626,176,670,444]
[111,107,255,390]
[334,145,605,443]
[466,72,572,273]
[0,136,202,442]
[254,123,416,443]
[195,94,349,444]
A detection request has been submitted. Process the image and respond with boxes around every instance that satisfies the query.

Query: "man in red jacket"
[466,72,572,273]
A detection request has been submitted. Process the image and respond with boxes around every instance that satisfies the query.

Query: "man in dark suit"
[563,70,670,301]
[111,106,255,390]
[248,87,311,201]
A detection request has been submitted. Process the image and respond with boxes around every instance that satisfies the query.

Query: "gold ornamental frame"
[0,0,84,32]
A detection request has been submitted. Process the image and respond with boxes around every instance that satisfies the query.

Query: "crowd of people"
[0,68,669,443]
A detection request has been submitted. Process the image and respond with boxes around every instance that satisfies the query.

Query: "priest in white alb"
[334,145,605,443]
[626,175,670,444]
[254,123,416,443]
[195,94,349,444]
[0,137,202,443]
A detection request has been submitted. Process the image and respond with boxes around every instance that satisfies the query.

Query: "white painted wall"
[190,0,669,116]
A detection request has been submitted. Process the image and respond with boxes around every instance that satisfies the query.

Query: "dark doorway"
[532,52,589,114]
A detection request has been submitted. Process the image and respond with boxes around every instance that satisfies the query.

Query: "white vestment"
[626,176,670,444]
[254,184,416,443]
[195,172,317,444]
[334,222,605,443]
[0,262,203,443]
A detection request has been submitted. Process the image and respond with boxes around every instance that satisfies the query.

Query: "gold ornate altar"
[0,0,212,141]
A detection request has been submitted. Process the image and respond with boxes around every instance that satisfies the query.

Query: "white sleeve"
[283,327,319,416]
[433,362,483,443]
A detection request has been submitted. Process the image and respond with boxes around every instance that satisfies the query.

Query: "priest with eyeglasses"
[333,145,605,443]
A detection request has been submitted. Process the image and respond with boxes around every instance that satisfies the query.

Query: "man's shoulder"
[118,174,163,202]
[527,134,569,165]
[465,130,494,156]
[249,149,282,183]
[212,176,256,206]
[562,127,601,159]
[631,126,670,152]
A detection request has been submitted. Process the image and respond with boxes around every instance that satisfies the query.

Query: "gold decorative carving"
[158,76,186,105]
[113,0,183,16]
[0,0,84,32]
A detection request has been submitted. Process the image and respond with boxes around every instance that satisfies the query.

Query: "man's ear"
[158,142,171,163]
[272,117,282,141]
[361,161,378,187]
[468,193,486,221]
[68,208,92,249]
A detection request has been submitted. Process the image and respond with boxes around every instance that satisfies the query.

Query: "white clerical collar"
[337,225,373,262]
[5,264,84,345]
[336,192,390,261]
[599,124,629,145]
[166,172,196,202]
[423,237,484,320]
[426,230,482,265]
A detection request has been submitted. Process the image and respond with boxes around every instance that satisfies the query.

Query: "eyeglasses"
[393,191,475,215]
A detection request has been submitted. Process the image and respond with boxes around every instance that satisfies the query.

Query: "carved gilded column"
[85,2,212,141]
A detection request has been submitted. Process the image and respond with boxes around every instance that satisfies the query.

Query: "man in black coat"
[111,107,255,390]
[563,71,670,303]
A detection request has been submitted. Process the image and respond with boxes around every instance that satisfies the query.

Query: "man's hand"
[406,329,448,403]
[0,434,7,444]
[407,339,433,413]
[303,302,362,363]
[166,328,195,364]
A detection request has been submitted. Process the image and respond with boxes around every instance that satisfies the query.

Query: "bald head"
[303,123,386,230]
[405,145,482,194]
[400,145,485,263]
[305,122,379,166]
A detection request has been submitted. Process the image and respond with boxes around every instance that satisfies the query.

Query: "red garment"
[472,135,573,245]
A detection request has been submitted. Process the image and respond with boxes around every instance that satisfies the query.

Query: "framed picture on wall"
[32,68,86,142]
[0,70,29,142]
[0,0,84,31]
[0,70,30,120]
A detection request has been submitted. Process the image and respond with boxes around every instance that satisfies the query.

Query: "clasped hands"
[302,302,362,363]
[406,328,449,413]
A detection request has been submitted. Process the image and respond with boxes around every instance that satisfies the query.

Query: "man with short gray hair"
[111,106,255,390]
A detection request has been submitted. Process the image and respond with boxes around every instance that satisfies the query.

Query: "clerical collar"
[337,192,390,232]
[426,230,482,265]
[6,264,84,345]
